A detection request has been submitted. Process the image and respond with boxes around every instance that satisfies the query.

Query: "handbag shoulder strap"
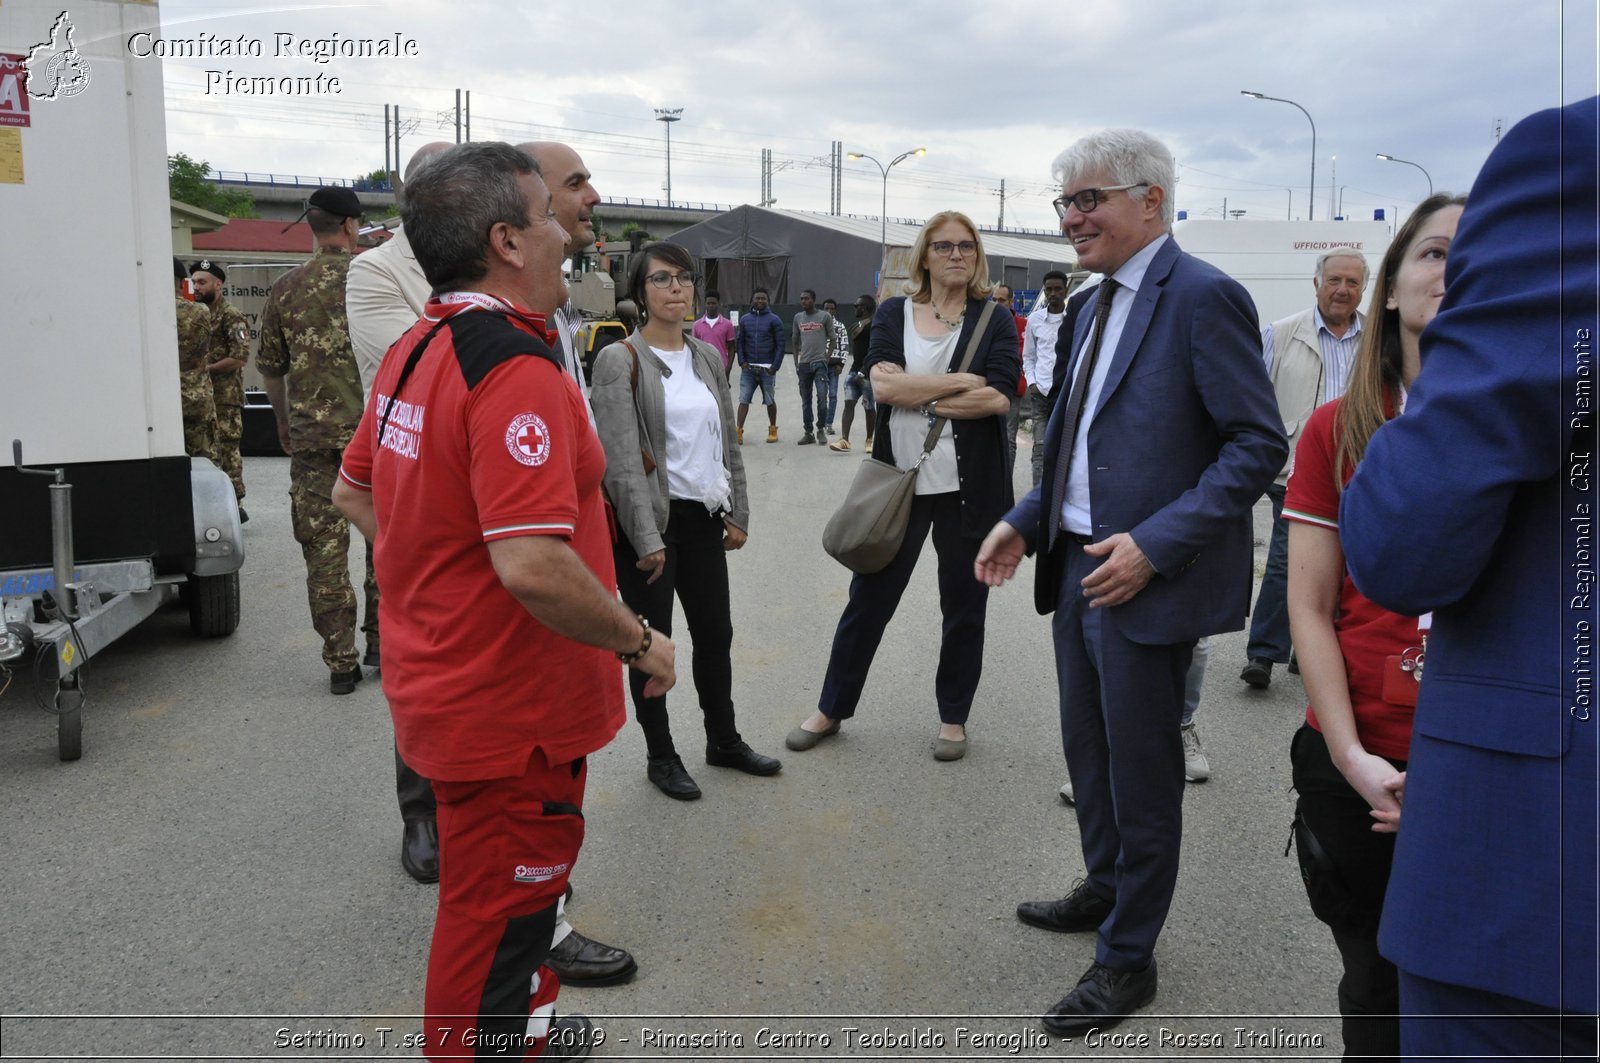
[917,299,998,457]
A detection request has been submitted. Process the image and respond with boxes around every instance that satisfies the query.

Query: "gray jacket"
[590,331,750,556]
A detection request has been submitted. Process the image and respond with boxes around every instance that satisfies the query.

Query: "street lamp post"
[847,147,926,272]
[1376,153,1433,196]
[654,107,683,206]
[1242,90,1317,220]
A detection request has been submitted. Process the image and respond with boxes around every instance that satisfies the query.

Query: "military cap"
[308,186,363,219]
[191,259,226,282]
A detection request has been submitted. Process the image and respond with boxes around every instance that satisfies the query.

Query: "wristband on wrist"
[617,616,652,664]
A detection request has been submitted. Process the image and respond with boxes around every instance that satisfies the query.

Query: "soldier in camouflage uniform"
[173,258,217,463]
[258,187,377,695]
[190,260,252,517]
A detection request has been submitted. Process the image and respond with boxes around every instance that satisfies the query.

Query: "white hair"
[1052,128,1177,227]
[1314,246,1369,284]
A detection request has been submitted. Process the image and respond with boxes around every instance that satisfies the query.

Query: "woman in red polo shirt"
[1284,192,1466,1063]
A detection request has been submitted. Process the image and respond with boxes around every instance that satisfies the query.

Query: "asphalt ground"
[0,402,1345,1062]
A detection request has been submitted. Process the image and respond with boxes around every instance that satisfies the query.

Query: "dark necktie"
[1047,279,1119,550]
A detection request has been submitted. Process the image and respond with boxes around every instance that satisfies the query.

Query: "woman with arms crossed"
[787,211,1018,761]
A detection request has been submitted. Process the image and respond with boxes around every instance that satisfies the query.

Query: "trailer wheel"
[188,572,240,637]
[56,678,83,762]
[57,703,82,761]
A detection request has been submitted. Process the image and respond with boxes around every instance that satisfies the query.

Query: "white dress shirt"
[1022,305,1067,396]
[1062,235,1169,535]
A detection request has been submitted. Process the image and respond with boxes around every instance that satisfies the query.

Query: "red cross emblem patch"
[505,412,551,467]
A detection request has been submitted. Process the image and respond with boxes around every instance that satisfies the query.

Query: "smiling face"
[527,143,598,253]
[1386,204,1462,346]
[923,218,977,294]
[1060,170,1165,276]
[752,291,769,312]
[1314,254,1367,331]
[513,172,571,315]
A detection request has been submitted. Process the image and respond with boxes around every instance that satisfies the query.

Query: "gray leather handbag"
[822,301,995,574]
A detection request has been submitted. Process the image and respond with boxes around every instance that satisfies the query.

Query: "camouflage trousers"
[215,403,245,501]
[182,384,218,465]
[289,449,378,673]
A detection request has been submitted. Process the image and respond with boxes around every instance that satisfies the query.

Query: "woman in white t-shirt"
[591,244,781,801]
[787,211,1020,761]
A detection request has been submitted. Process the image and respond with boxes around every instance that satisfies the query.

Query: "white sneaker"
[1059,779,1075,805]
[1181,722,1210,783]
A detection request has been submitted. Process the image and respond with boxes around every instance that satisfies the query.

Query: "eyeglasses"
[929,240,977,258]
[1052,183,1148,219]
[645,270,697,289]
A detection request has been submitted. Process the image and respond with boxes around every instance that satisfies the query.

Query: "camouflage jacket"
[206,297,252,408]
[176,297,216,423]
[257,246,363,451]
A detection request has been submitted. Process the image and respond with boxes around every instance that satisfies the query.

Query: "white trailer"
[1,0,243,760]
[1171,218,1393,328]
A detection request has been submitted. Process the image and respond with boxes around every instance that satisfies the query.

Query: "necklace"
[930,299,964,330]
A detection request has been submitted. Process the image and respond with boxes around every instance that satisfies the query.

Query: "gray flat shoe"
[784,719,840,751]
[933,735,967,761]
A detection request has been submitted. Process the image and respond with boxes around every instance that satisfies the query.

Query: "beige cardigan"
[590,331,750,556]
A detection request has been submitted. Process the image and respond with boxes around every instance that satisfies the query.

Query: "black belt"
[1066,532,1095,545]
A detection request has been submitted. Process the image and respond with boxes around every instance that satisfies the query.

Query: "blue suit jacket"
[1341,97,1599,1014]
[1005,237,1286,641]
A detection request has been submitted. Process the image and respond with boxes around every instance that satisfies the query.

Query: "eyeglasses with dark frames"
[1052,183,1149,220]
[929,240,977,258]
[645,270,698,289]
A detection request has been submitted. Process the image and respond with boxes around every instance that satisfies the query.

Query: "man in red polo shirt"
[334,141,675,1061]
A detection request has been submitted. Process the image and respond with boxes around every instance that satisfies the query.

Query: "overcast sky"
[151,0,1598,233]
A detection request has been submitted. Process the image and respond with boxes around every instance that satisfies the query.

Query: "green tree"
[168,153,258,218]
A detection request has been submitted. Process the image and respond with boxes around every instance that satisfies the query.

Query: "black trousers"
[1291,723,1403,1063]
[614,500,740,758]
[818,492,988,725]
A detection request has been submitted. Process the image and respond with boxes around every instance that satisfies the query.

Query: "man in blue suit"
[1340,97,1599,1058]
[976,128,1285,1032]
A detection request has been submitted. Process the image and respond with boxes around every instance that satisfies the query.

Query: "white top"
[1062,237,1168,535]
[1023,305,1067,396]
[891,299,960,495]
[553,301,596,426]
[653,344,729,510]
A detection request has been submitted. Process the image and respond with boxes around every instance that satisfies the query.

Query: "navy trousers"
[1051,540,1193,970]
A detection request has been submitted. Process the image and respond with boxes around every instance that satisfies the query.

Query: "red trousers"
[425,749,586,1060]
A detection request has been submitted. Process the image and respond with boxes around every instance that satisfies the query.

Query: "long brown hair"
[1333,193,1467,488]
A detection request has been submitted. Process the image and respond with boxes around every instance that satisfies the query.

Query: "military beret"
[173,257,188,280]
[190,259,226,282]
[308,186,363,219]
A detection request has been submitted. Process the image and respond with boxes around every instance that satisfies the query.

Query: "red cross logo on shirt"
[505,412,552,467]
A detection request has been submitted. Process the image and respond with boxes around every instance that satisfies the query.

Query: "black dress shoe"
[546,929,637,987]
[329,667,363,695]
[646,755,702,800]
[1042,958,1158,1036]
[400,818,439,883]
[1287,651,1300,675]
[705,740,782,776]
[1240,657,1273,689]
[1016,879,1114,934]
[543,1014,596,1060]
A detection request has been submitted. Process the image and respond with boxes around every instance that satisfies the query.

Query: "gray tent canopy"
[670,205,1075,307]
